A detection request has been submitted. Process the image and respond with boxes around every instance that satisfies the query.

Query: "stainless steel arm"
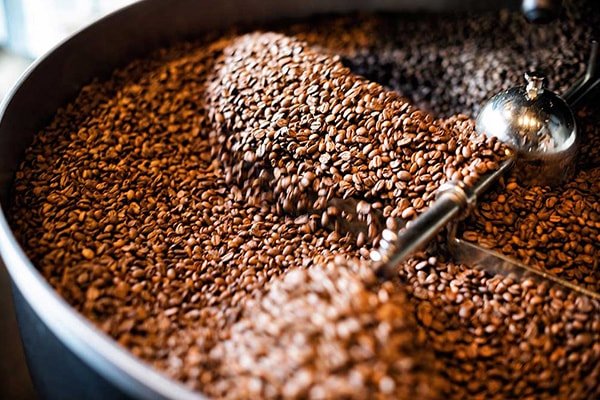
[371,158,514,277]
[562,41,599,108]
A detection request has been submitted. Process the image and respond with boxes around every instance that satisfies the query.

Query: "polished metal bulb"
[476,72,577,186]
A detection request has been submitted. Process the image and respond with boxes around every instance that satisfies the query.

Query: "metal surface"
[0,0,520,399]
[475,41,600,187]
[563,41,600,108]
[0,260,35,400]
[448,225,600,301]
[476,72,577,186]
[521,0,561,23]
[371,194,461,273]
[13,286,135,400]
[0,47,36,400]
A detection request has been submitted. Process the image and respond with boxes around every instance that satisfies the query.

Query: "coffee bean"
[81,248,95,260]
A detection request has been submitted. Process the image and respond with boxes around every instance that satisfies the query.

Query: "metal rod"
[373,192,462,274]
[448,227,600,300]
[373,158,513,276]
[562,41,599,107]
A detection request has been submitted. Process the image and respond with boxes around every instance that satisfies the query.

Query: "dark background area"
[0,262,36,399]
[0,48,36,400]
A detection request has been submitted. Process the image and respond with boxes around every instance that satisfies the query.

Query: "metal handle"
[371,191,462,278]
[372,158,513,277]
[562,41,599,108]
[447,224,600,301]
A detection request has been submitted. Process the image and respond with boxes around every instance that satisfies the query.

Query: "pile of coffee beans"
[462,168,600,292]
[9,7,600,400]
[209,258,443,399]
[398,254,600,399]
[207,33,505,242]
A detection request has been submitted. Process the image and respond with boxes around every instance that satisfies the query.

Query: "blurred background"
[0,2,136,398]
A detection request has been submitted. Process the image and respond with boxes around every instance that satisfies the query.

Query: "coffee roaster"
[0,1,597,399]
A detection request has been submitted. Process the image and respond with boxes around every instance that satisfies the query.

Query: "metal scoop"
[476,71,577,186]
[372,42,600,283]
